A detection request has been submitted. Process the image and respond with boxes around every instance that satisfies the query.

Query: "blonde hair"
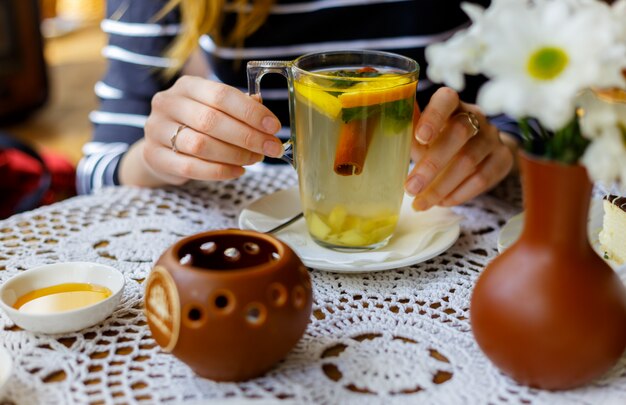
[155,0,274,77]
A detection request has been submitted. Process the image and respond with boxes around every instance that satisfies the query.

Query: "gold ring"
[456,111,480,137]
[170,124,187,153]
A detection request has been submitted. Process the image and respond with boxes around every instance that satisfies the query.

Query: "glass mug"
[247,50,419,251]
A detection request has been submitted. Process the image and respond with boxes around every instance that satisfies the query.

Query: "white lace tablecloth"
[1,167,625,405]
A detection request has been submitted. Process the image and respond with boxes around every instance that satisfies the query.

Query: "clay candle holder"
[144,229,312,381]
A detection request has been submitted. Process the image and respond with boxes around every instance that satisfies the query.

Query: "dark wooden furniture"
[0,0,48,123]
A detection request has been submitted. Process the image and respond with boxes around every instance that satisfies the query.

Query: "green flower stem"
[519,118,535,153]
[520,114,589,165]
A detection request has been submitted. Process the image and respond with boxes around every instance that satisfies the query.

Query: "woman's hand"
[405,87,514,210]
[122,75,284,187]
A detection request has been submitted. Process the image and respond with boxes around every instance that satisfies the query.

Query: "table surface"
[0,166,625,405]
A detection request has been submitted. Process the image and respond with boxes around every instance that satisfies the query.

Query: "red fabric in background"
[0,148,75,219]
[40,150,76,203]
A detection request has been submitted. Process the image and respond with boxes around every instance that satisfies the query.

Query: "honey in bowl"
[13,283,112,315]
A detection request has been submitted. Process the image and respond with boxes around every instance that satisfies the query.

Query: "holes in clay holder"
[183,303,205,328]
[267,283,287,307]
[245,303,267,327]
[214,295,229,309]
[270,252,280,261]
[200,241,217,254]
[179,254,193,266]
[223,247,241,262]
[292,285,306,309]
[243,242,260,255]
[188,308,202,321]
[209,289,235,314]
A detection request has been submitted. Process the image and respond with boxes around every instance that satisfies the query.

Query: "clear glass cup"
[248,50,419,251]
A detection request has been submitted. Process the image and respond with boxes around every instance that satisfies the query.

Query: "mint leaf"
[327,67,383,89]
[381,98,413,133]
[342,105,381,123]
[341,97,414,128]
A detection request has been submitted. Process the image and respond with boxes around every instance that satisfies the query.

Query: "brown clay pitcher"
[144,229,312,381]
[471,153,626,390]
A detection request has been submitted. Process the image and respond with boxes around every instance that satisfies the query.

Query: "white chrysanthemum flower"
[426,0,624,132]
[577,89,626,139]
[476,0,622,130]
[593,0,626,89]
[425,32,481,91]
[578,89,626,186]
[614,0,626,39]
[581,129,626,186]
[425,5,485,91]
[425,0,521,91]
[425,0,626,181]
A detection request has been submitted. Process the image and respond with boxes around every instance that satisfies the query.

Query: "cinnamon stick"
[333,116,376,176]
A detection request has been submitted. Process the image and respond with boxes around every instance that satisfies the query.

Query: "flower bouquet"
[425,0,626,390]
[426,0,626,179]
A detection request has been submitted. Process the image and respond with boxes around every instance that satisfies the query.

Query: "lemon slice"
[327,205,348,233]
[338,229,370,247]
[294,80,342,119]
[307,212,332,239]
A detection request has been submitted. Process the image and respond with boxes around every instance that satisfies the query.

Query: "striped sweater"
[79,0,513,194]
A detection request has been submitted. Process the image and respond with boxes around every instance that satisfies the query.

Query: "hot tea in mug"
[248,50,419,251]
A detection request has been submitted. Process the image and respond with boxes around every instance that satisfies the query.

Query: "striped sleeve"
[77,0,181,195]
[489,114,549,148]
[490,114,523,140]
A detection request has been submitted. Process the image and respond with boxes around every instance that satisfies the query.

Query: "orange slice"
[338,81,417,109]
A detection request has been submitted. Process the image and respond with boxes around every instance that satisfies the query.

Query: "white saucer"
[238,188,462,273]
[497,199,618,269]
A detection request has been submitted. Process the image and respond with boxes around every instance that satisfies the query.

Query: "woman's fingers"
[410,142,513,211]
[152,89,284,158]
[414,87,460,145]
[149,95,268,165]
[405,87,513,210]
[410,128,497,210]
[163,124,264,166]
[142,76,285,184]
[143,141,245,182]
[405,110,482,196]
[439,145,514,207]
[172,75,282,136]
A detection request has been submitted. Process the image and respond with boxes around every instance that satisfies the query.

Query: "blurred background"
[1,0,106,162]
[0,0,106,217]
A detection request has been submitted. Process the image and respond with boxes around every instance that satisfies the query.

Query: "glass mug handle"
[246,60,294,166]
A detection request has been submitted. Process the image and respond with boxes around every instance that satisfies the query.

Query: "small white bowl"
[0,262,125,334]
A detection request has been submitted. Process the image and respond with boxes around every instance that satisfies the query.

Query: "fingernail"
[405,176,423,197]
[262,116,281,133]
[226,166,245,178]
[263,140,284,158]
[234,167,246,177]
[412,198,430,211]
[416,125,433,145]
[251,153,265,164]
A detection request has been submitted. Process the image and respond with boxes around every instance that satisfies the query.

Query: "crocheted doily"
[0,167,624,404]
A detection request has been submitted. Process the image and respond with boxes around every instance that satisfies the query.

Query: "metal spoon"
[264,212,304,234]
